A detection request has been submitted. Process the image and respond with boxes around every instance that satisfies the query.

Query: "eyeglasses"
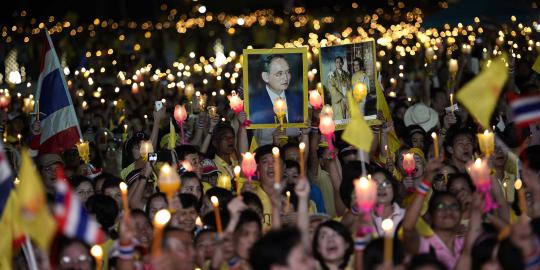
[60,255,90,265]
[377,180,392,189]
[434,203,460,212]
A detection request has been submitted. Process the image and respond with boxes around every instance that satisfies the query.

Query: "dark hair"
[255,144,276,164]
[202,208,230,232]
[406,254,447,270]
[130,209,151,227]
[101,176,123,194]
[427,191,460,216]
[145,192,168,218]
[56,237,94,268]
[339,161,367,208]
[471,234,498,270]
[334,56,344,62]
[263,54,287,73]
[444,127,474,158]
[235,209,262,234]
[68,175,93,190]
[194,228,216,244]
[369,166,403,203]
[181,172,204,202]
[122,132,148,168]
[447,173,476,193]
[242,191,264,214]
[282,142,299,156]
[312,220,354,270]
[497,238,525,270]
[85,194,119,233]
[352,57,364,70]
[284,160,300,172]
[363,238,405,270]
[178,193,200,213]
[206,187,234,210]
[249,227,302,270]
[176,145,199,161]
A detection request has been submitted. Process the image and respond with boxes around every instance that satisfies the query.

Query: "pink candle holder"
[228,92,250,127]
[468,158,497,212]
[241,152,257,183]
[174,105,188,144]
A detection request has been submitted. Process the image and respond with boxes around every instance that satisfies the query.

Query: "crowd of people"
[2,3,540,270]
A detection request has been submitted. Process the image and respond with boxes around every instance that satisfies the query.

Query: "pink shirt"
[419,234,464,270]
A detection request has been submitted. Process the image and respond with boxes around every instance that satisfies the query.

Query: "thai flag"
[510,93,540,127]
[0,142,13,218]
[34,31,81,154]
[54,168,105,245]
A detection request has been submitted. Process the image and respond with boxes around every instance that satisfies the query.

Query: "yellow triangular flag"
[168,119,176,150]
[456,54,508,129]
[0,191,22,270]
[343,92,373,152]
[533,55,540,74]
[17,149,56,252]
[249,136,258,153]
[375,73,401,158]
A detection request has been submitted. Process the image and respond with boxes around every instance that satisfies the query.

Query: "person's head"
[406,254,447,270]
[256,145,280,187]
[181,172,203,203]
[262,55,291,92]
[445,128,474,165]
[131,209,152,249]
[334,56,344,70]
[352,57,363,73]
[85,194,119,234]
[174,193,199,232]
[338,146,357,165]
[194,228,217,265]
[123,132,148,167]
[339,161,367,209]
[363,237,405,270]
[38,154,65,194]
[145,192,168,221]
[101,177,123,208]
[63,148,82,171]
[242,191,264,220]
[58,238,92,270]
[370,167,401,206]
[317,146,332,169]
[250,227,314,270]
[312,220,354,270]
[447,173,475,209]
[282,143,300,162]
[407,125,427,150]
[283,160,300,186]
[211,123,236,156]
[428,191,461,231]
[234,210,263,259]
[491,145,507,168]
[431,89,449,114]
[162,227,195,270]
[201,158,219,186]
[177,145,202,177]
[69,176,95,204]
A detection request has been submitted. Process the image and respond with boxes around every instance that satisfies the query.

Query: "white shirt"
[266,85,289,122]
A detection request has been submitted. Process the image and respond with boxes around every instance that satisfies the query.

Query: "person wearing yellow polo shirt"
[211,121,248,179]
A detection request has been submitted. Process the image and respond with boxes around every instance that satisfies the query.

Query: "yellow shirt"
[314,167,337,218]
[237,178,273,229]
[214,155,239,179]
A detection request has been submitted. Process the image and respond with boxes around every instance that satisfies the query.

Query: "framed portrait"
[243,48,309,129]
[319,40,378,130]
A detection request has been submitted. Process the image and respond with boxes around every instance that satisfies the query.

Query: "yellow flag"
[168,119,176,150]
[0,191,23,270]
[17,149,56,252]
[456,54,508,129]
[249,136,258,153]
[343,92,373,152]
[533,55,540,74]
[375,73,401,157]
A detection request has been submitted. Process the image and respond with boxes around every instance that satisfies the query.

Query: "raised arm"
[455,193,484,270]
[295,178,311,248]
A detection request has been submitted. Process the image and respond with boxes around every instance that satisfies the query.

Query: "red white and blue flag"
[510,93,540,127]
[54,168,105,245]
[0,142,13,218]
[34,31,81,154]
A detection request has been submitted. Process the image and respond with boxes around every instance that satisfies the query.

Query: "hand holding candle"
[91,245,103,270]
[381,219,394,265]
[152,209,171,257]
[119,182,130,222]
[468,158,497,212]
[477,130,495,157]
[211,196,223,236]
[272,147,281,189]
[309,90,323,110]
[241,152,257,183]
[402,153,416,177]
[515,179,527,216]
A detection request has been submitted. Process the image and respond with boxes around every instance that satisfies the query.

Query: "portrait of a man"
[319,41,378,129]
[244,48,308,129]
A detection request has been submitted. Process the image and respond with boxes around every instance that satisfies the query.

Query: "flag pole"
[22,235,38,270]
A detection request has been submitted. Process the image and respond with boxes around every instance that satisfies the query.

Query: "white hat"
[403,103,439,132]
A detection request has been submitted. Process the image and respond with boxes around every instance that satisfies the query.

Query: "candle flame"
[234,165,241,175]
[299,142,306,150]
[515,179,523,190]
[272,147,280,156]
[91,245,103,259]
[381,218,394,232]
[154,209,171,226]
[431,132,437,139]
[211,196,219,207]
[119,182,128,192]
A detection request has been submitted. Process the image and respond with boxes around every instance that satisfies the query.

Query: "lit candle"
[234,165,242,196]
[515,179,527,216]
[76,140,90,164]
[353,82,368,103]
[211,196,223,235]
[17,134,21,146]
[228,93,244,113]
[185,84,195,100]
[319,109,336,156]
[241,152,257,183]
[468,158,496,212]
[286,191,291,213]
[449,93,455,113]
[354,176,377,214]
[217,174,232,190]
[431,132,439,159]
[158,164,181,206]
[384,145,389,158]
[309,90,323,110]
[381,219,394,265]
[299,142,306,178]
[122,124,128,141]
[503,181,508,201]
[272,147,281,188]
[119,182,130,222]
[152,209,171,257]
[477,130,495,157]
[462,44,472,54]
[402,153,416,177]
[174,105,188,144]
[139,140,153,161]
[90,245,103,270]
[390,78,397,88]
[198,94,207,111]
[449,59,458,77]
[208,106,218,118]
[426,47,435,63]
[273,98,287,126]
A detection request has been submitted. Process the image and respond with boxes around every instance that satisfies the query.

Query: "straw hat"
[403,103,439,132]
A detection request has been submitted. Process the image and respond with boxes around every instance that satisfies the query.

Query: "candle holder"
[217,174,232,191]
[76,140,90,164]
[319,106,336,157]
[273,97,287,128]
[208,106,218,118]
[228,92,250,127]
[309,90,323,110]
[353,82,367,103]
[158,164,181,207]
[468,158,497,212]
[174,105,188,144]
[354,177,377,218]
[477,130,494,157]
[140,140,153,162]
[241,152,257,183]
